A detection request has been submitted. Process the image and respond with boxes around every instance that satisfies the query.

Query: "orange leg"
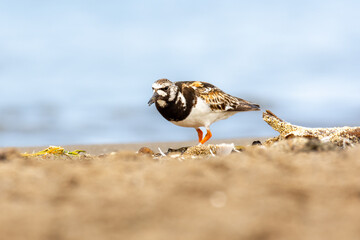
[196,128,203,143]
[200,129,212,144]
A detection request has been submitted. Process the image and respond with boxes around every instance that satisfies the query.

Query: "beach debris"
[214,143,236,156]
[137,147,155,156]
[263,110,360,147]
[182,143,236,157]
[158,147,167,157]
[167,147,190,154]
[22,146,86,157]
[269,137,339,152]
[137,143,241,158]
[181,145,217,157]
[234,145,245,152]
[252,140,262,146]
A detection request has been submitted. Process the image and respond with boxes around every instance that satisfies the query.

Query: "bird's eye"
[163,86,169,91]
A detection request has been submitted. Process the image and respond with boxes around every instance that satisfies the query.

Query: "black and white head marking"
[148,79,197,122]
[148,79,179,108]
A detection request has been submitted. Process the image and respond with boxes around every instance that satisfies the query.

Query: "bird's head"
[148,79,178,107]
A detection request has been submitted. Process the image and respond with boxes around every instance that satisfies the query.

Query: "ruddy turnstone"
[148,79,260,144]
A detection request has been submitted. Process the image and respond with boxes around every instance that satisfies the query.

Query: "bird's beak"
[148,92,159,106]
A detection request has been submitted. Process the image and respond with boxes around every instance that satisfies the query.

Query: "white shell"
[215,143,235,156]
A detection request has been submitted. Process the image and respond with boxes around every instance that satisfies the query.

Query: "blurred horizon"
[1,0,360,147]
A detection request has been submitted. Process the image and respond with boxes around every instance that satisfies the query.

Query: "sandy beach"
[1,138,360,240]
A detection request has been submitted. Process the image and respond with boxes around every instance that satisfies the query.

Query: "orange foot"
[196,128,203,143]
[200,129,212,144]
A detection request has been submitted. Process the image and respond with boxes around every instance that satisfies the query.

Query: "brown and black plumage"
[190,81,260,112]
[148,79,260,144]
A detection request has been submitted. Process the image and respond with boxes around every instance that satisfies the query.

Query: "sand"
[1,140,360,240]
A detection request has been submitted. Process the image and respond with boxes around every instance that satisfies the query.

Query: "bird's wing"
[187,81,260,112]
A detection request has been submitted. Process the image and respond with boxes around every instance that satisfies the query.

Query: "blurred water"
[0,0,360,147]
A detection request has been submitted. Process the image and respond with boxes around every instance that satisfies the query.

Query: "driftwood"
[263,110,360,147]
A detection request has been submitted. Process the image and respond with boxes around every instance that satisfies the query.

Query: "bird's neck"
[156,89,195,122]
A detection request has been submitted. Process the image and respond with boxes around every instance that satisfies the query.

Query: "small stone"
[167,147,189,154]
[252,140,262,146]
[137,147,154,156]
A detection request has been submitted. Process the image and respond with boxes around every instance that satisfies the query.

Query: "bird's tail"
[235,100,261,112]
[248,103,261,111]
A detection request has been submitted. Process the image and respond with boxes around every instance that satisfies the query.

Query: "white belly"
[170,98,237,128]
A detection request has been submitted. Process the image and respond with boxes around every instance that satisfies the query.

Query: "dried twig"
[263,110,360,146]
